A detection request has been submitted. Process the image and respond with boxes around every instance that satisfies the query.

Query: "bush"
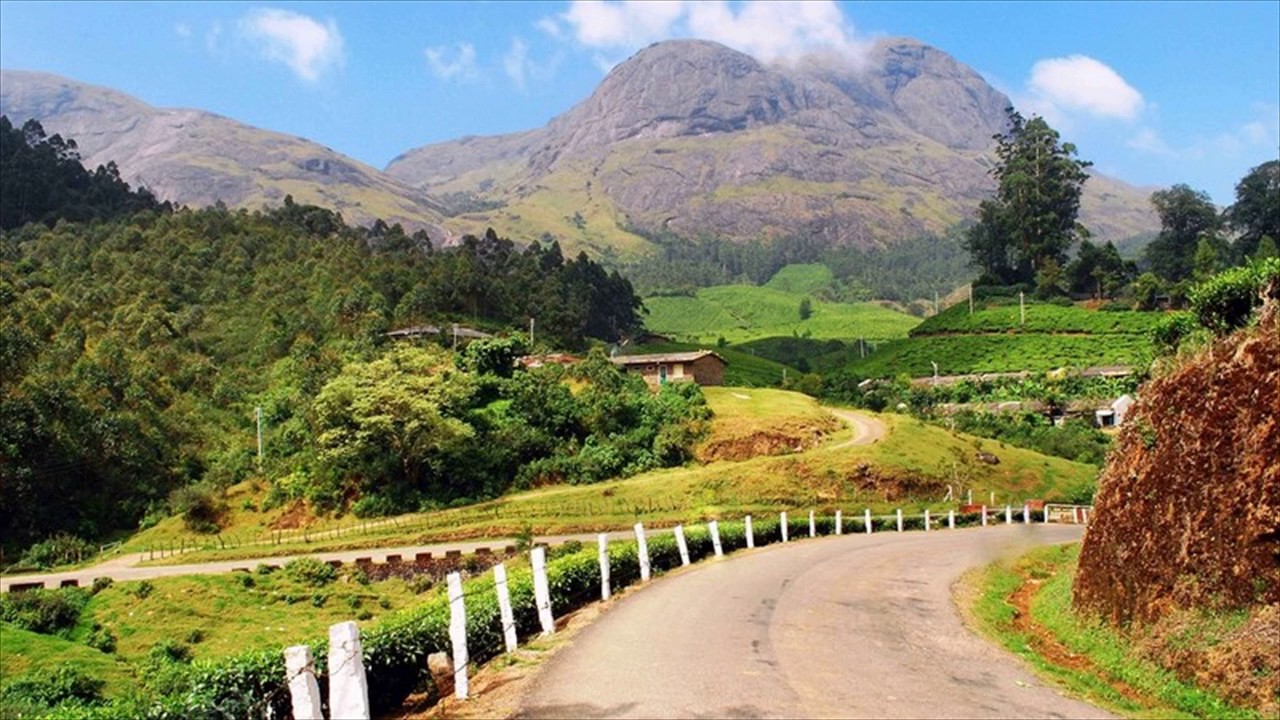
[0,667,104,710]
[90,577,113,594]
[0,587,89,635]
[129,580,153,600]
[283,557,337,587]
[148,639,192,665]
[86,624,117,653]
[1189,258,1280,333]
[18,534,97,569]
[167,483,225,534]
[1151,312,1197,355]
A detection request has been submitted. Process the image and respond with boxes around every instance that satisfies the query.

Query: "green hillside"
[912,298,1165,336]
[643,271,920,344]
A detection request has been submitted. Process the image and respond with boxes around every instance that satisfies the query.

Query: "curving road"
[518,524,1107,719]
[828,408,888,448]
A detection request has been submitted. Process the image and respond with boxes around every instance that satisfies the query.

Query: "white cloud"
[1126,127,1173,156]
[1027,55,1144,120]
[1126,106,1278,161]
[504,37,530,90]
[175,22,192,39]
[547,0,867,66]
[425,43,478,81]
[239,8,345,82]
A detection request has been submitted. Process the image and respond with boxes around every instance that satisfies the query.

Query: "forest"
[0,118,698,560]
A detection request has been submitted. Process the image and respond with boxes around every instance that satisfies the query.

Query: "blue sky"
[1,1,1277,204]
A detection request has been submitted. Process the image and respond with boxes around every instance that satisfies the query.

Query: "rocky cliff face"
[0,70,455,241]
[388,39,1157,251]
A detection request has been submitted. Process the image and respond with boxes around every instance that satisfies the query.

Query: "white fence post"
[674,525,691,566]
[896,508,903,533]
[948,509,955,529]
[745,515,755,548]
[780,512,789,542]
[1005,505,1013,524]
[1082,508,1089,524]
[284,645,322,720]
[981,505,988,527]
[1023,504,1031,525]
[634,523,651,581]
[1043,505,1050,523]
[808,510,816,538]
[598,533,611,600]
[924,509,931,532]
[328,621,370,720]
[835,510,842,535]
[709,520,723,557]
[493,563,517,654]
[864,508,872,535]
[446,572,469,700]
[531,547,555,635]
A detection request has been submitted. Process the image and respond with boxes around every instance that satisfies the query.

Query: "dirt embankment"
[1074,300,1279,712]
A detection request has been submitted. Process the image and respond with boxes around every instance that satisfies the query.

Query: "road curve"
[518,524,1107,719]
[828,408,888,448]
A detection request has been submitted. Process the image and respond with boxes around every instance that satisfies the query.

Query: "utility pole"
[255,406,263,469]
[934,290,940,315]
[1019,291,1026,326]
[931,361,939,387]
[452,323,459,351]
[529,317,535,348]
[968,283,974,315]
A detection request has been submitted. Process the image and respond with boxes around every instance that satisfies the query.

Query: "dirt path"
[517,525,1107,719]
[828,407,888,448]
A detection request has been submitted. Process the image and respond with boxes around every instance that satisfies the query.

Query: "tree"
[964,107,1093,284]
[1066,240,1135,299]
[798,297,813,320]
[1144,184,1220,282]
[1192,236,1220,280]
[1225,160,1279,262]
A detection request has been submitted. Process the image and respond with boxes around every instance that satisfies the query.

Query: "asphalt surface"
[518,524,1108,719]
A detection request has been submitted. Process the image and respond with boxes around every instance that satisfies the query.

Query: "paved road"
[519,524,1107,719]
[828,408,888,447]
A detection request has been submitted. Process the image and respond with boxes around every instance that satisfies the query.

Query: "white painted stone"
[1005,505,1012,524]
[598,533,611,600]
[780,512,789,542]
[924,509,931,532]
[1044,506,1051,523]
[493,564,517,654]
[864,508,872,535]
[948,510,955,529]
[808,510,816,538]
[835,510,842,535]
[634,523,651,581]
[674,525,691,566]
[709,520,723,557]
[284,645,322,720]
[745,515,755,548]
[446,572,469,700]
[896,508,903,533]
[1023,504,1031,524]
[531,547,555,635]
[981,505,988,527]
[328,621,370,720]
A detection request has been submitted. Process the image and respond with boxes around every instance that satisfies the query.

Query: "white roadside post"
[493,564,517,654]
[835,510,843,535]
[674,525,691,566]
[745,515,755,548]
[709,520,723,556]
[531,547,555,635]
[284,645,322,720]
[896,508,903,533]
[1005,505,1013,524]
[598,533,611,600]
[328,621,370,720]
[634,523,651,581]
[1083,508,1090,524]
[1023,504,1031,525]
[808,510,816,538]
[981,505,988,527]
[948,509,955,529]
[446,572,469,700]
[864,508,872,535]
[924,509,931,532]
[1044,505,1051,523]
[781,512,789,542]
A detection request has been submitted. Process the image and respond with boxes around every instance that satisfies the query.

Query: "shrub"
[1151,312,1197,355]
[85,624,117,653]
[129,580,153,600]
[0,587,89,635]
[0,667,104,710]
[1189,258,1280,333]
[90,577,113,594]
[283,557,337,587]
[167,483,225,534]
[408,576,434,594]
[18,534,98,569]
[184,629,205,645]
[148,639,192,665]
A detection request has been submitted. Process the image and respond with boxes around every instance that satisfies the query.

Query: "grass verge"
[963,543,1259,719]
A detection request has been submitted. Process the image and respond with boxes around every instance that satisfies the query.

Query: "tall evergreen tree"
[1225,159,1279,262]
[964,107,1093,285]
[1144,184,1221,282]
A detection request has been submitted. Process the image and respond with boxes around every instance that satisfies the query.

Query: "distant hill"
[0,70,457,241]
[388,38,1159,254]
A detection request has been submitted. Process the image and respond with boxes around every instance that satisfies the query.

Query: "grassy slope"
[967,543,1257,719]
[125,389,1096,566]
[0,625,134,696]
[837,298,1157,377]
[643,284,919,344]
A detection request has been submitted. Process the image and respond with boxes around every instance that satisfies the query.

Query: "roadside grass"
[967,543,1258,719]
[0,624,134,697]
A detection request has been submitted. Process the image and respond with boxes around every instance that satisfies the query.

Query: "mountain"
[0,70,456,241]
[387,39,1158,253]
